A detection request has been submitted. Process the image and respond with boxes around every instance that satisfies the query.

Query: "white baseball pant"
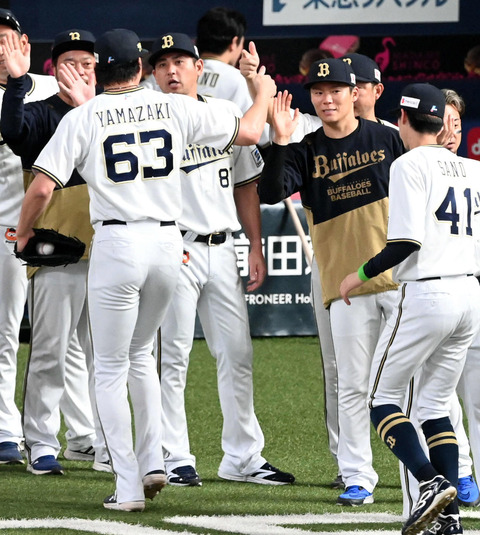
[0,227,27,445]
[89,220,182,503]
[159,236,266,476]
[329,289,397,493]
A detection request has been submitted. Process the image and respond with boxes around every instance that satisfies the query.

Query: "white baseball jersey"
[0,74,58,226]
[288,113,322,143]
[198,59,270,147]
[32,87,240,224]
[387,145,480,282]
[179,96,263,234]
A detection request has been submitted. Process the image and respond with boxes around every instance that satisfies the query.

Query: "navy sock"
[422,417,459,516]
[371,404,434,478]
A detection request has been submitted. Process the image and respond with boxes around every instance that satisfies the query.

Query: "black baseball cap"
[342,53,381,83]
[51,29,95,61]
[304,58,356,90]
[0,8,21,33]
[399,83,445,119]
[148,32,199,67]
[95,29,147,67]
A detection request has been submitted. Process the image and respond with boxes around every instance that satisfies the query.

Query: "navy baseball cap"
[342,53,381,83]
[95,29,147,66]
[149,32,199,67]
[304,58,356,89]
[0,8,21,33]
[51,29,95,61]
[399,83,445,119]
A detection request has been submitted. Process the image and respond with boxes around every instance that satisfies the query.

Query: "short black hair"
[95,59,140,88]
[196,7,246,56]
[402,109,444,135]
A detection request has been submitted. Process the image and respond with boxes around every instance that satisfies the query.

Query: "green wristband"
[358,262,371,282]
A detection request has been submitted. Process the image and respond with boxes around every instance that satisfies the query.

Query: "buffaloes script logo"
[162,35,175,50]
[313,150,386,183]
[69,31,81,41]
[317,62,330,79]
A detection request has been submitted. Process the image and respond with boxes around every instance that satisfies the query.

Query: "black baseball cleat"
[0,441,24,464]
[103,493,145,512]
[422,513,463,534]
[402,475,457,535]
[167,465,202,486]
[331,474,345,490]
[218,462,295,485]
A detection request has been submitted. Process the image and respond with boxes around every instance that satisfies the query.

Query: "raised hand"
[240,41,260,80]
[0,32,30,79]
[271,90,299,144]
[251,65,276,99]
[57,63,96,106]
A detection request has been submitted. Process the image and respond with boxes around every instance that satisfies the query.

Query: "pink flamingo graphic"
[375,37,396,71]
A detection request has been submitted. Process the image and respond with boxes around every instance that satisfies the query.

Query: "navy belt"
[102,220,175,227]
[181,230,227,246]
[416,274,473,282]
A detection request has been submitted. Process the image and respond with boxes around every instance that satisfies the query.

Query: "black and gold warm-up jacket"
[259,117,405,307]
[1,75,93,278]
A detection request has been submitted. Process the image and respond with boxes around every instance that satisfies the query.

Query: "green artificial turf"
[1,338,476,533]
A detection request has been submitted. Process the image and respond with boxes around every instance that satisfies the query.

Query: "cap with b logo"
[304,58,356,89]
[342,53,381,84]
[148,32,199,67]
[95,29,147,66]
[51,29,96,61]
[399,83,445,119]
[0,8,21,34]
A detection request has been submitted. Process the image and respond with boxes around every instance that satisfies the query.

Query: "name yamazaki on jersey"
[95,101,171,127]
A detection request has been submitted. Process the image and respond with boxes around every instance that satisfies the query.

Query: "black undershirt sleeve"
[363,241,421,279]
[258,143,288,204]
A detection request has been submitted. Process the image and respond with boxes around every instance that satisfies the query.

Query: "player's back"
[197,59,251,111]
[198,59,270,146]
[388,146,480,282]
[33,87,238,225]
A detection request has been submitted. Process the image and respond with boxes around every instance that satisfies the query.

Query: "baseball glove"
[14,228,86,267]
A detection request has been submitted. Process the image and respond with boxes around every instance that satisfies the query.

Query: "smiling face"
[153,52,203,97]
[310,81,358,130]
[54,49,95,84]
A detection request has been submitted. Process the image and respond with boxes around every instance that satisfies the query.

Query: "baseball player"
[15,28,274,511]
[150,32,294,487]
[0,28,111,474]
[400,89,480,517]
[0,8,58,465]
[258,58,404,505]
[196,6,270,147]
[340,83,480,535]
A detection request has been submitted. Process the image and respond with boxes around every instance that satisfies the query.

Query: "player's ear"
[195,58,204,78]
[19,32,28,49]
[374,83,384,101]
[351,85,359,102]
